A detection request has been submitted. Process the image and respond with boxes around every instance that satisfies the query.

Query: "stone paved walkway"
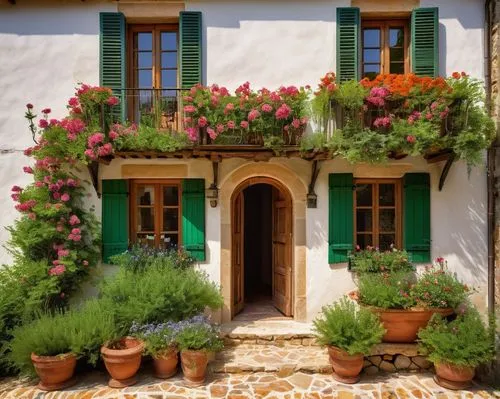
[0,370,498,399]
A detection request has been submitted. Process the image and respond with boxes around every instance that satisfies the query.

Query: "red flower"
[26,103,34,109]
[41,108,51,114]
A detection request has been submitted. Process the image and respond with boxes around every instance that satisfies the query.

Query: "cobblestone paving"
[1,370,498,399]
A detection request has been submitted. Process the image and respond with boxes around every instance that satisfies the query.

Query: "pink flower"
[24,147,33,156]
[28,212,36,220]
[26,103,33,109]
[186,127,198,142]
[184,105,196,113]
[58,249,70,258]
[373,116,392,128]
[68,234,81,242]
[49,119,58,126]
[11,193,20,201]
[60,118,86,139]
[227,120,236,129]
[270,92,281,102]
[285,86,299,96]
[275,104,292,120]
[41,108,51,114]
[426,113,433,120]
[11,185,22,192]
[211,95,219,106]
[107,96,119,106]
[108,131,119,141]
[207,127,217,140]
[240,120,249,129]
[23,166,33,174]
[216,124,225,133]
[66,178,77,187]
[53,192,61,200]
[61,193,70,202]
[83,260,89,266]
[183,96,193,102]
[224,103,235,114]
[35,181,44,188]
[69,214,80,225]
[97,143,113,157]
[49,265,66,276]
[198,116,208,127]
[84,149,96,160]
[38,119,49,128]
[406,135,416,144]
[248,109,261,122]
[291,118,301,129]
[87,133,104,147]
[261,104,273,113]
[300,116,309,125]
[68,97,79,107]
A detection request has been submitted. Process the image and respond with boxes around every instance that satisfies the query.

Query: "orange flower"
[452,72,461,79]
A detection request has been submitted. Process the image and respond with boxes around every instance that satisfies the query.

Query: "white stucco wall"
[0,0,490,318]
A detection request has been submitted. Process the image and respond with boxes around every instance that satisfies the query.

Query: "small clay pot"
[434,362,475,390]
[101,337,144,388]
[180,350,208,386]
[327,346,364,384]
[153,348,179,379]
[31,352,77,391]
[372,307,454,343]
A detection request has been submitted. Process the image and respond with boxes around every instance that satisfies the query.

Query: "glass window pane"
[163,208,179,232]
[138,70,153,88]
[363,29,380,47]
[356,209,373,232]
[137,186,155,205]
[163,186,179,206]
[379,184,395,206]
[160,233,178,250]
[137,208,155,231]
[137,52,152,68]
[379,209,396,232]
[389,28,404,47]
[379,234,396,251]
[136,32,153,51]
[161,52,178,69]
[390,48,404,63]
[390,62,405,74]
[364,49,381,63]
[363,64,380,79]
[161,32,178,51]
[356,184,372,206]
[161,70,177,88]
[356,234,373,249]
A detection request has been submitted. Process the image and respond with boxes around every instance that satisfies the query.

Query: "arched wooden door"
[231,178,293,318]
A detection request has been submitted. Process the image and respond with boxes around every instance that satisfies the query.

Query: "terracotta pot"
[434,362,475,390]
[327,346,364,384]
[153,348,179,379]
[101,337,144,388]
[31,352,77,391]
[372,307,454,343]
[180,350,208,386]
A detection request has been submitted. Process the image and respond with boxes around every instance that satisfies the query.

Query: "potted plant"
[354,258,469,343]
[131,321,179,379]
[313,297,384,383]
[175,315,223,386]
[349,247,414,274]
[418,307,494,390]
[101,336,144,388]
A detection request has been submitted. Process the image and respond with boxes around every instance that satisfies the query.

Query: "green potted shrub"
[131,321,179,379]
[175,315,223,386]
[313,297,384,383]
[418,307,494,390]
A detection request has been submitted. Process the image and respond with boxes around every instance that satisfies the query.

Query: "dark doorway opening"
[243,184,273,303]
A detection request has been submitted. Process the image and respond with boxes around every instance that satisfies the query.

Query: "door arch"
[230,177,293,318]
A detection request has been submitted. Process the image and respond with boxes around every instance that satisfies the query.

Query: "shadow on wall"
[432,162,488,286]
[439,23,447,78]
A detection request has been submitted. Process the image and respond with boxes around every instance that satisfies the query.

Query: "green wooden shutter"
[180,11,202,89]
[182,179,206,261]
[404,173,431,263]
[102,179,128,263]
[328,173,354,263]
[411,8,439,77]
[336,7,360,82]
[100,12,126,122]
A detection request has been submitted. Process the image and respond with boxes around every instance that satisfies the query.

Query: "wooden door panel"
[272,187,293,316]
[232,192,244,316]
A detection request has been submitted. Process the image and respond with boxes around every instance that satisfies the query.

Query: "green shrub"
[358,272,416,309]
[99,263,223,330]
[349,248,414,274]
[411,265,470,309]
[130,322,178,357]
[8,311,73,376]
[313,297,384,355]
[418,308,495,368]
[175,315,223,352]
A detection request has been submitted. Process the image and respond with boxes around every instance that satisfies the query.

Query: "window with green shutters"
[100,12,127,122]
[403,173,431,262]
[411,8,439,77]
[180,11,203,88]
[102,179,129,263]
[328,173,354,263]
[336,8,361,82]
[182,179,206,261]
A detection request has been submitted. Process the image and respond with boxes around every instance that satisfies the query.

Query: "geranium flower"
[49,265,66,276]
[227,121,236,129]
[108,131,119,141]
[11,185,22,192]
[26,103,33,109]
[275,104,291,120]
[23,166,33,174]
[38,119,48,128]
[248,109,261,122]
[240,120,249,129]
[207,127,217,140]
[261,104,273,113]
[61,193,70,202]
[406,135,416,144]
[198,116,208,127]
[41,108,51,114]
[184,105,196,113]
[106,96,119,106]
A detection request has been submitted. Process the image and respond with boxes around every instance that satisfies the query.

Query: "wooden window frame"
[127,24,179,121]
[130,179,182,248]
[353,178,402,249]
[361,19,410,77]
